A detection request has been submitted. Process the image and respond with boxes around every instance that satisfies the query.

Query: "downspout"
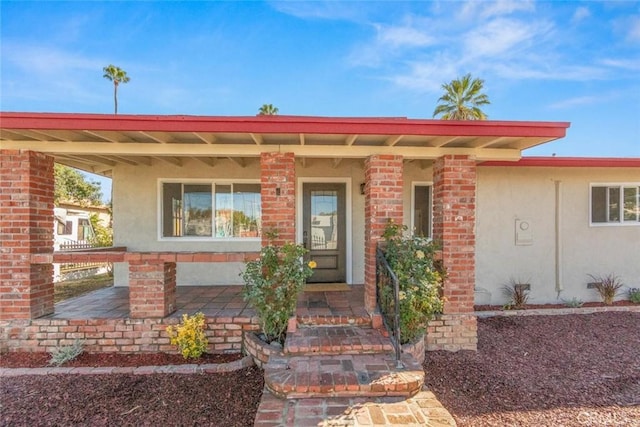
[555,180,563,294]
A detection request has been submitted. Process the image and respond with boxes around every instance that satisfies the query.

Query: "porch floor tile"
[45,284,368,320]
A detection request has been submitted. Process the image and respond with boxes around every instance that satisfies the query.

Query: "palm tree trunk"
[113,83,118,115]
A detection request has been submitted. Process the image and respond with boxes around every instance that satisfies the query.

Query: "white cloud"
[627,15,640,41]
[376,24,434,48]
[459,0,535,21]
[2,43,103,75]
[600,58,640,71]
[549,95,599,109]
[571,6,591,24]
[269,1,365,21]
[463,18,545,58]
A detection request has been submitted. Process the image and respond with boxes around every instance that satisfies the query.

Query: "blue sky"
[2,1,639,199]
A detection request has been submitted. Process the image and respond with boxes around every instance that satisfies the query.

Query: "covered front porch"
[0,112,569,353]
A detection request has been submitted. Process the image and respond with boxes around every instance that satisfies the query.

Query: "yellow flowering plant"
[381,221,445,344]
[166,312,208,359]
[241,231,315,344]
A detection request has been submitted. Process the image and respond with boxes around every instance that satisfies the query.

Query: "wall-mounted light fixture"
[360,183,366,195]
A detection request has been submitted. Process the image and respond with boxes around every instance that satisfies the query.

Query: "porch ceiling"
[0,112,570,177]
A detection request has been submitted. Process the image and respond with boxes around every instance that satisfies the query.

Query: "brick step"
[264,353,424,399]
[296,314,372,327]
[285,325,393,356]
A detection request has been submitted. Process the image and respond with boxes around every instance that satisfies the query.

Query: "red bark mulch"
[0,351,242,369]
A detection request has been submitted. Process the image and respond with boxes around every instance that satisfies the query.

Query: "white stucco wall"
[112,158,367,286]
[476,166,640,305]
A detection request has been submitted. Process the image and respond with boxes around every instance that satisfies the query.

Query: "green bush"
[241,235,314,344]
[380,221,445,345]
[628,288,640,304]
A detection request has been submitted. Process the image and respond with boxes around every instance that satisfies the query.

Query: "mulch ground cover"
[424,312,640,426]
[2,312,638,426]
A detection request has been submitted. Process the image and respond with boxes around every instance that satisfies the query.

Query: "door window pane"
[414,185,432,238]
[311,190,338,250]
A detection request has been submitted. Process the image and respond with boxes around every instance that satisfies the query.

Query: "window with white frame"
[412,184,432,237]
[591,184,640,225]
[161,182,261,238]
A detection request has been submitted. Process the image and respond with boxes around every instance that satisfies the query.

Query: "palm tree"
[103,65,131,114]
[258,104,279,115]
[433,73,490,120]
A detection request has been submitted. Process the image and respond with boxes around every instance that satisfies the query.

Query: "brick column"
[427,155,477,351]
[0,150,55,320]
[128,260,176,318]
[364,155,403,313]
[260,152,295,246]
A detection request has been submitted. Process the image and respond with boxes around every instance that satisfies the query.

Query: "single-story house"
[1,112,638,352]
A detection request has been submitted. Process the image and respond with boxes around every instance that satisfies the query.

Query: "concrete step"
[285,325,393,356]
[264,353,424,399]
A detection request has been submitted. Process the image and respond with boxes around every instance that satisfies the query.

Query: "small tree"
[258,104,279,115]
[433,73,490,120]
[54,164,103,206]
[103,64,130,114]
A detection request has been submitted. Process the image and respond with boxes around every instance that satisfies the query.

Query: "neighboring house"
[53,203,111,281]
[1,112,638,351]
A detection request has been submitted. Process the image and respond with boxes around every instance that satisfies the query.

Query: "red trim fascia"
[0,112,570,138]
[480,157,640,168]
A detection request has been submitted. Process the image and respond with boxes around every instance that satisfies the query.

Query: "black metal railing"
[376,246,403,369]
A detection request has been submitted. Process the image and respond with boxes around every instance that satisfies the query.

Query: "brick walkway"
[254,287,456,426]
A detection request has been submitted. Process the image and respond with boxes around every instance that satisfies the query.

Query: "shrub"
[241,233,315,344]
[502,281,530,310]
[380,221,445,345]
[49,339,85,366]
[589,274,623,305]
[562,297,584,308]
[166,312,208,359]
[628,288,640,304]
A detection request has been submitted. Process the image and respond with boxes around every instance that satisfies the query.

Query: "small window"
[162,182,261,238]
[57,221,73,236]
[412,184,432,238]
[591,184,640,225]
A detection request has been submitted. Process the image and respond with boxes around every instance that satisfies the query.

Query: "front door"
[303,183,346,283]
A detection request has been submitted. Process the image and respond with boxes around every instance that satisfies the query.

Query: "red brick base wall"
[129,260,177,318]
[432,155,478,351]
[0,150,54,320]
[364,155,403,313]
[0,317,260,354]
[426,314,478,352]
[260,152,296,246]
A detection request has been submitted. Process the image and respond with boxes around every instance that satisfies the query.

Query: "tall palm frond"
[433,73,490,120]
[258,104,279,115]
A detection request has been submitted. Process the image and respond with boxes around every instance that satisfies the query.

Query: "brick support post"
[129,260,176,318]
[428,155,478,351]
[0,150,54,320]
[260,152,296,246]
[364,155,403,313]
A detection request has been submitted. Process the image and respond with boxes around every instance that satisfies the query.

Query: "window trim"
[411,181,434,238]
[589,182,640,227]
[157,178,262,241]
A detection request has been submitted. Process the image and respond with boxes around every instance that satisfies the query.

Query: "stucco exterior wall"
[476,166,640,305]
[112,158,367,286]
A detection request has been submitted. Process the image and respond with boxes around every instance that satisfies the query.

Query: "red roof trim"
[0,112,570,138]
[480,157,640,168]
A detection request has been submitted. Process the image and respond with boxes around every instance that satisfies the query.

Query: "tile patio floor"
[46,284,369,320]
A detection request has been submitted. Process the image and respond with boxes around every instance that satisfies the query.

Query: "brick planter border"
[242,331,284,369]
[401,333,426,365]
